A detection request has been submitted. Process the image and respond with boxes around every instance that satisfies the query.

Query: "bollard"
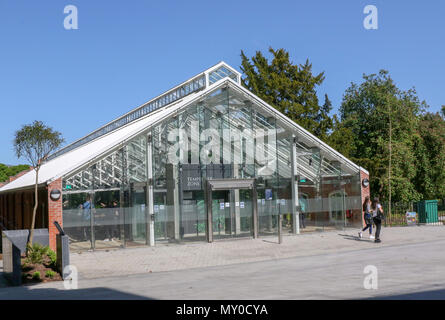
[278,214,283,244]
[56,234,70,280]
[54,221,70,280]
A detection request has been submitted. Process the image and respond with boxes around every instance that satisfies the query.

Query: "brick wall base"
[360,169,371,228]
[47,179,63,251]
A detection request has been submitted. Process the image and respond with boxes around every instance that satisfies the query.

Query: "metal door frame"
[205,178,257,243]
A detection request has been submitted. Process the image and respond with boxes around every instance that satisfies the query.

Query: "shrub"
[32,271,41,280]
[25,243,56,267]
[45,270,56,278]
[46,249,57,268]
[26,243,46,265]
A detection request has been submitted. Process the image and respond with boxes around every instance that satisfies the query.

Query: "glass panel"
[93,190,122,249]
[62,192,94,251]
[123,183,147,247]
[180,190,206,241]
[208,66,239,85]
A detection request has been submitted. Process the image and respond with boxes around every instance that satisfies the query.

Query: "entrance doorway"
[211,189,253,240]
[206,178,257,242]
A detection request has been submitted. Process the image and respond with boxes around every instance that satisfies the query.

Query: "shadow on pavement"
[0,285,152,300]
[338,233,375,243]
[367,288,445,300]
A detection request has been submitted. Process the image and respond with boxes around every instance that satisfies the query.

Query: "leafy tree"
[240,47,333,139]
[414,112,445,199]
[337,70,426,202]
[326,116,356,158]
[14,121,64,248]
[0,163,30,182]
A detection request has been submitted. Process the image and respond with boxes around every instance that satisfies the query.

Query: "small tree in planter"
[14,121,64,250]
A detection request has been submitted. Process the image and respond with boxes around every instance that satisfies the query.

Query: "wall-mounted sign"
[50,189,61,201]
[240,202,245,209]
[362,178,370,188]
[181,164,202,191]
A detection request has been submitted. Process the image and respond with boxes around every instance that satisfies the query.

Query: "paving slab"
[67,225,445,280]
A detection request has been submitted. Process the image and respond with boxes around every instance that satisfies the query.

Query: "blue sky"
[0,0,444,165]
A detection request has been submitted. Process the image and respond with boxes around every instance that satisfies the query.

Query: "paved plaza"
[1,225,445,299]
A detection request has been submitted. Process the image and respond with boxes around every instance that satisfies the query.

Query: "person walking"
[359,196,374,239]
[371,197,384,243]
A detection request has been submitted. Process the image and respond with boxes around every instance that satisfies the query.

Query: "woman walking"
[371,197,384,243]
[359,196,374,239]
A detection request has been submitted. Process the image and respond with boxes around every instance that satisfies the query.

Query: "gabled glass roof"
[209,65,239,85]
[0,64,365,193]
[48,62,241,161]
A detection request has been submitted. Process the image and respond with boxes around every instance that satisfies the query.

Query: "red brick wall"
[47,178,63,251]
[360,169,371,228]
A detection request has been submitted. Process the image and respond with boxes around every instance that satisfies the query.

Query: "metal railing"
[381,201,445,227]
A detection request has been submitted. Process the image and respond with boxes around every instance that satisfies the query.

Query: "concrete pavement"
[0,225,444,299]
[68,225,445,279]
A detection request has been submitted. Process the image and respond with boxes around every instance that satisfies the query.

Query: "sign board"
[181,164,202,191]
[159,205,165,210]
[225,202,230,208]
[235,202,239,207]
[261,199,265,205]
[220,202,225,210]
[240,202,245,209]
[406,212,417,226]
[265,189,273,200]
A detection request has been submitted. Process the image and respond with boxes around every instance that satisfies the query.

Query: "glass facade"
[62,84,362,251]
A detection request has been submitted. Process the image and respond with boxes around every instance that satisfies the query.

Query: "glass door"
[329,191,346,230]
[211,189,253,240]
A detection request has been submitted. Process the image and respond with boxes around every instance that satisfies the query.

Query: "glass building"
[0,62,369,251]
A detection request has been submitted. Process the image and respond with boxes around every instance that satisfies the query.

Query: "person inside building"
[82,195,92,242]
[299,195,307,229]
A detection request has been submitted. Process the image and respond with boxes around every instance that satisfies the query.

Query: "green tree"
[337,70,426,202]
[14,121,64,248]
[326,116,356,159]
[0,163,30,182]
[240,47,333,139]
[414,112,445,199]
